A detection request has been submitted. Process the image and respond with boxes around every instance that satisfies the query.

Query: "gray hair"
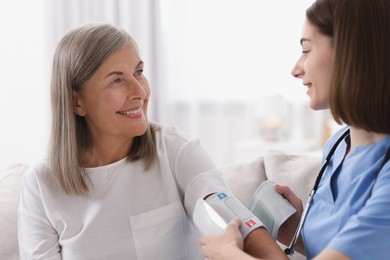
[48,23,156,195]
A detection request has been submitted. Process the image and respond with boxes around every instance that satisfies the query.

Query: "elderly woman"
[17,23,230,260]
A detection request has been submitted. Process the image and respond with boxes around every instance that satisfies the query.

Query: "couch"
[0,150,320,260]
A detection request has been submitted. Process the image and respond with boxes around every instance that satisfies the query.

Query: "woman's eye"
[302,50,310,55]
[111,78,122,84]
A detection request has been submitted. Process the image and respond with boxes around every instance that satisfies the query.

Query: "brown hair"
[48,23,157,196]
[307,0,390,133]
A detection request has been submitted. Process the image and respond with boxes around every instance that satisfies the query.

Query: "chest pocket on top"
[129,202,189,260]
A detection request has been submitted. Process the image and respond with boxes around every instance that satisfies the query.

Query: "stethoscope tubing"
[284,190,313,255]
[284,129,350,255]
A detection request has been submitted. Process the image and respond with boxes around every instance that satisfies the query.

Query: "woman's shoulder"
[150,122,203,160]
[151,122,197,144]
[23,159,51,185]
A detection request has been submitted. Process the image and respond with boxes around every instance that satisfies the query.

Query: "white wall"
[0,0,50,170]
[157,0,326,165]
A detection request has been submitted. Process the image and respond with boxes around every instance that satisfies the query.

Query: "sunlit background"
[0,0,341,170]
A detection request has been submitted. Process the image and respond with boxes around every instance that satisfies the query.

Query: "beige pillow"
[0,164,29,260]
[264,150,321,202]
[220,157,267,207]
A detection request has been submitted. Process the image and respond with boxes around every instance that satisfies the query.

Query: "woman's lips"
[116,107,142,116]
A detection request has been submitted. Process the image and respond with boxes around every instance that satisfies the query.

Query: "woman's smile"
[116,107,143,116]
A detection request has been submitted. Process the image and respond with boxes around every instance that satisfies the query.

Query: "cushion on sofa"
[221,156,267,207]
[221,150,321,204]
[263,150,321,201]
[0,164,29,260]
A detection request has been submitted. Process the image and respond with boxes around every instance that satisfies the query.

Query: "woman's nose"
[126,78,147,99]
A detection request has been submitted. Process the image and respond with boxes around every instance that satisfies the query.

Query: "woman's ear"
[73,91,86,116]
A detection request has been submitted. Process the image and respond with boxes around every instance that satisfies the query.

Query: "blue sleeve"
[328,163,390,259]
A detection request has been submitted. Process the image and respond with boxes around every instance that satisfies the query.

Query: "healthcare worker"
[200,0,390,259]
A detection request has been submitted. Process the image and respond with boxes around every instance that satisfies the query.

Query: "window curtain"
[152,0,328,165]
[47,0,329,166]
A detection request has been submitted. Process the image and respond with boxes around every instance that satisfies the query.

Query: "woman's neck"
[81,137,133,167]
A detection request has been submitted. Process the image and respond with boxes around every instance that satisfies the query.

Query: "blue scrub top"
[302,127,390,259]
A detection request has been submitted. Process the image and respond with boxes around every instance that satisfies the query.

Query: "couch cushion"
[0,164,29,260]
[220,156,267,207]
[264,150,321,202]
[220,150,321,206]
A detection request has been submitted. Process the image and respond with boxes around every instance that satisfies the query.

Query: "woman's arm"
[200,218,288,260]
[18,167,61,260]
[243,227,288,260]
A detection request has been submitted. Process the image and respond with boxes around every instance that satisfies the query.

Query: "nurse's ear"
[73,91,86,116]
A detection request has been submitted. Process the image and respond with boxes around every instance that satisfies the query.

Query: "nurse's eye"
[134,69,144,77]
[302,50,310,56]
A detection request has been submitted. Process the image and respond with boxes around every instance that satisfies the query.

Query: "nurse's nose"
[291,59,304,78]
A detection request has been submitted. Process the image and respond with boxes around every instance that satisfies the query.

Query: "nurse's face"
[73,42,150,145]
[291,19,335,110]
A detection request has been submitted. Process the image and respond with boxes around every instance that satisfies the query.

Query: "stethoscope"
[284,129,390,255]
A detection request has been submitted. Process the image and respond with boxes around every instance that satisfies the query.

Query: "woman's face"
[73,42,150,144]
[291,19,335,110]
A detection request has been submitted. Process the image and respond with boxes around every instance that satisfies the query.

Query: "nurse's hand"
[274,184,304,248]
[200,218,290,260]
[199,218,245,260]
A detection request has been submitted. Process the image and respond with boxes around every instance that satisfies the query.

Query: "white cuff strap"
[248,180,296,239]
[206,192,265,239]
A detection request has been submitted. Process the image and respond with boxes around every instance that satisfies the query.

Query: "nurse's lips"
[303,82,312,88]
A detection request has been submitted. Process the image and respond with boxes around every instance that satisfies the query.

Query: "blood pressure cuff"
[248,180,296,239]
[205,192,266,239]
